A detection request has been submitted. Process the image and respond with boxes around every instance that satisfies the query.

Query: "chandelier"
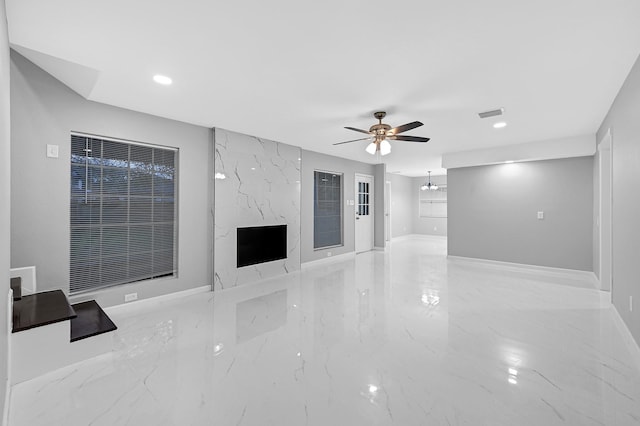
[420,171,438,191]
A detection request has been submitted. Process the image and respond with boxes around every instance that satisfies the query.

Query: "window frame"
[313,170,344,250]
[69,132,179,295]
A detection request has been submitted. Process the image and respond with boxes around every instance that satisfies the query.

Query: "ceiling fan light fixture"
[337,111,430,153]
[380,140,391,156]
[365,142,377,155]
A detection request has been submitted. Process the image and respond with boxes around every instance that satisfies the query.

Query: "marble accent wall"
[214,128,301,290]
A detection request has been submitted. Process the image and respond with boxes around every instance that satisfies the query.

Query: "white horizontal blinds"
[70,134,177,294]
[313,171,342,249]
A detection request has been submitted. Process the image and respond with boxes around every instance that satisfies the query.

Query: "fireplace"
[237,225,287,268]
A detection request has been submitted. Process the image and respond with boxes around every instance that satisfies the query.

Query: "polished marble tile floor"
[9,236,640,425]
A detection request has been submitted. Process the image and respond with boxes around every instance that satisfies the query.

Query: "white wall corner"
[11,44,100,99]
[301,251,356,269]
[9,267,36,295]
[597,128,612,150]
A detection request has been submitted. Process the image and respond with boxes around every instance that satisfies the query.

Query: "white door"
[599,131,612,292]
[355,174,374,253]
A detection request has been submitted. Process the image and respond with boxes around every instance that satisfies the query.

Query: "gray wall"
[374,163,386,248]
[413,175,448,237]
[300,150,378,263]
[386,174,414,238]
[448,157,593,271]
[596,53,640,346]
[0,0,10,415]
[10,51,212,307]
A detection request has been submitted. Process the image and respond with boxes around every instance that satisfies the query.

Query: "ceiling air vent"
[478,108,504,119]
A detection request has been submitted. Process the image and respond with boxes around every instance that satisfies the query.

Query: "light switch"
[537,211,544,220]
[46,144,59,158]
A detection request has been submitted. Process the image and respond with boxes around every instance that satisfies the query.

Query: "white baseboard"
[390,234,414,241]
[2,376,9,426]
[610,306,640,372]
[2,380,11,426]
[301,252,355,269]
[392,234,447,241]
[104,285,211,316]
[588,271,601,291]
[3,288,11,426]
[447,255,598,284]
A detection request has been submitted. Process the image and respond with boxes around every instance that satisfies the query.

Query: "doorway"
[355,174,374,253]
[598,130,612,293]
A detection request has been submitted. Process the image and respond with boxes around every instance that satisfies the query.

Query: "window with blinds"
[313,171,343,249]
[70,134,178,294]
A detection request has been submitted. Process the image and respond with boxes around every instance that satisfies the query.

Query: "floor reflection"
[236,289,288,344]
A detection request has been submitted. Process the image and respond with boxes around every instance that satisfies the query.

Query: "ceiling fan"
[334,111,430,156]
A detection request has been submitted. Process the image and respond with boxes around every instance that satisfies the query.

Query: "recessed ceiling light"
[493,122,507,129]
[153,74,172,85]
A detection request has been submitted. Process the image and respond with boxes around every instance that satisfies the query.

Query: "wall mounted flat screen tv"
[237,225,287,268]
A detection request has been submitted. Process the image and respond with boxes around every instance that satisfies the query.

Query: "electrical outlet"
[327,251,332,257]
[125,292,138,302]
[434,227,437,231]
[46,144,59,158]
[537,211,544,220]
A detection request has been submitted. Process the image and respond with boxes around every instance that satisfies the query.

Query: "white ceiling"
[6,0,640,176]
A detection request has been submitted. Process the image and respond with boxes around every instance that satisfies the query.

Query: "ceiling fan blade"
[333,137,373,146]
[344,126,373,135]
[389,135,431,143]
[388,121,423,135]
